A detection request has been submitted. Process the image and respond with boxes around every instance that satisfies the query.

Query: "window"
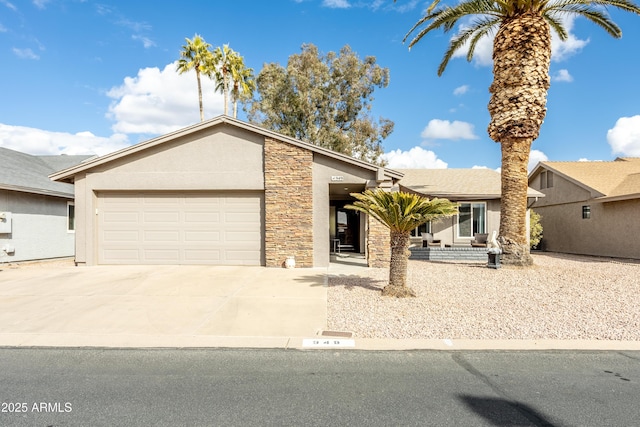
[67,202,75,232]
[582,205,591,219]
[540,171,554,189]
[458,202,486,238]
[410,222,431,238]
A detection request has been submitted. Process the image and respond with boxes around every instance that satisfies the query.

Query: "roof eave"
[0,184,74,199]
[50,115,403,182]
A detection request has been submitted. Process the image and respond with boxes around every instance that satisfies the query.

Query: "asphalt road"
[1,348,638,426]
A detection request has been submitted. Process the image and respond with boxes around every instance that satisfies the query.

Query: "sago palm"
[401,0,640,266]
[176,34,213,122]
[346,189,457,297]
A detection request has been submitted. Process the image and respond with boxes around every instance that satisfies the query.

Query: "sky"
[1,0,640,171]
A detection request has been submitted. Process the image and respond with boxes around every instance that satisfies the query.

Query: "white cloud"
[107,62,224,135]
[607,115,640,157]
[551,16,588,62]
[1,0,17,11]
[132,34,155,48]
[32,0,50,9]
[552,69,573,82]
[323,0,350,8]
[12,48,39,59]
[383,147,448,169]
[0,123,130,156]
[421,119,478,140]
[453,85,469,96]
[529,149,548,171]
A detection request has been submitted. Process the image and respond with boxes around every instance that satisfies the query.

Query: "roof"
[51,116,404,183]
[531,157,640,201]
[397,168,544,200]
[0,147,91,198]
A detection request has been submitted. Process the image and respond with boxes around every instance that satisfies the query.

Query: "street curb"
[1,334,639,351]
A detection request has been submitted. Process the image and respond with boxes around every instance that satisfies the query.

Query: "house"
[528,157,640,260]
[0,147,92,262]
[398,168,543,247]
[51,116,402,268]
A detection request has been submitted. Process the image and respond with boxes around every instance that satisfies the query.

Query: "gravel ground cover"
[327,253,640,340]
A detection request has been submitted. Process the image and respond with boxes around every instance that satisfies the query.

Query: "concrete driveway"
[0,263,327,348]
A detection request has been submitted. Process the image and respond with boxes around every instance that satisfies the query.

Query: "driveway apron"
[0,264,327,347]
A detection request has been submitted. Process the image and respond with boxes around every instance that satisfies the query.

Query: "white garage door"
[97,192,263,265]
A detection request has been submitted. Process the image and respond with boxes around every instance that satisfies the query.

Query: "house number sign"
[331,176,344,182]
[302,338,355,348]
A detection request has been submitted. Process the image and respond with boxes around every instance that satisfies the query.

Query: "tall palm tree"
[346,190,457,297]
[229,56,256,118]
[401,0,640,266]
[212,44,236,116]
[176,34,213,122]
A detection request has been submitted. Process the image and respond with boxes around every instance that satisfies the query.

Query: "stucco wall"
[0,189,75,262]
[74,125,266,265]
[530,171,639,259]
[535,199,640,259]
[312,154,380,267]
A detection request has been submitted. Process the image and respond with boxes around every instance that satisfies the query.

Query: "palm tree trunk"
[196,69,204,122]
[500,137,533,265]
[382,230,415,297]
[487,13,551,266]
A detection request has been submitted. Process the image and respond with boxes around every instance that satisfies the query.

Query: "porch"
[409,246,488,262]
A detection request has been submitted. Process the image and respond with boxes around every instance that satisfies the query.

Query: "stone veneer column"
[367,214,390,268]
[264,137,314,267]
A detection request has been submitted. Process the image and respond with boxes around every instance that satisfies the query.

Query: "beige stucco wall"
[534,199,640,259]
[74,124,265,265]
[530,171,639,259]
[72,123,394,267]
[312,154,382,267]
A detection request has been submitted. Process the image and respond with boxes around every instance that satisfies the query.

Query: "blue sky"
[1,0,639,170]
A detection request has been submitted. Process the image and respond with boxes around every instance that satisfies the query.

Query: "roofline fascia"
[50,115,404,182]
[594,193,640,203]
[0,184,74,199]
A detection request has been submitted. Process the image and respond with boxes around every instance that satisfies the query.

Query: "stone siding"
[409,247,488,262]
[264,138,314,267]
[367,215,390,268]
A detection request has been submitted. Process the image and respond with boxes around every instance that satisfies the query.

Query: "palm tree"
[346,189,457,297]
[212,44,236,116]
[401,0,640,266]
[176,34,213,122]
[229,56,256,118]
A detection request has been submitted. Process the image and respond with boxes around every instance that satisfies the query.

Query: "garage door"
[97,192,263,265]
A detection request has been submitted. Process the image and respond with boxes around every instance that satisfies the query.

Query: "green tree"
[529,210,543,249]
[176,34,213,122]
[346,190,457,298]
[400,0,640,266]
[247,43,394,165]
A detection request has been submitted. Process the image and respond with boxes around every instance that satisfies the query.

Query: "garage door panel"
[144,230,180,242]
[184,231,220,242]
[143,249,180,262]
[98,192,263,265]
[185,212,220,223]
[104,230,139,242]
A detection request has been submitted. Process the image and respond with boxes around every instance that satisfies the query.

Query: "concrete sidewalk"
[1,259,639,351]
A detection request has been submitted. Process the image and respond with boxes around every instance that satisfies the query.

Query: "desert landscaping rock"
[327,253,640,340]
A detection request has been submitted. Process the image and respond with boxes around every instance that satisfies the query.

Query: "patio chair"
[422,233,443,248]
[470,233,489,247]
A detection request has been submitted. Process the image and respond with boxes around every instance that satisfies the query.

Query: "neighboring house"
[398,168,544,247]
[0,147,92,263]
[51,116,402,268]
[529,157,640,260]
